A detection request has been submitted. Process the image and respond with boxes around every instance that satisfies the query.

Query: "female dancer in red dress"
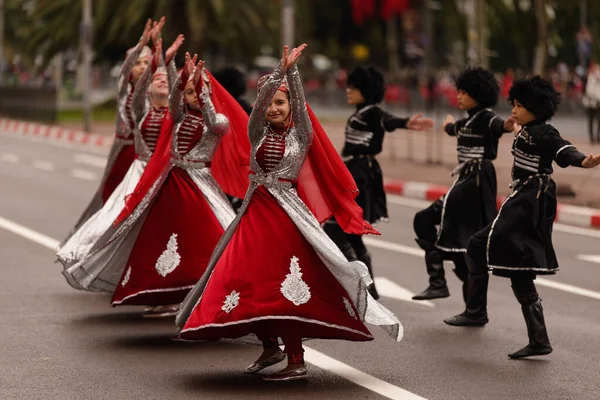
[176,45,402,382]
[60,19,155,247]
[59,32,184,292]
[109,54,248,316]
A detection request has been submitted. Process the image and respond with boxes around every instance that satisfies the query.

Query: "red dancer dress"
[59,43,151,247]
[110,68,235,306]
[60,60,174,292]
[176,63,403,346]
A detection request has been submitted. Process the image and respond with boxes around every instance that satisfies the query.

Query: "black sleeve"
[486,114,509,138]
[539,128,587,168]
[444,118,466,137]
[379,109,409,132]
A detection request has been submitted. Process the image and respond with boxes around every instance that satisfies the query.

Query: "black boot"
[444,255,489,326]
[453,268,468,305]
[357,250,379,300]
[412,239,449,300]
[508,286,553,359]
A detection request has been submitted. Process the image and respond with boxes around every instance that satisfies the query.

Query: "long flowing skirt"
[111,167,234,306]
[58,159,146,287]
[178,184,403,343]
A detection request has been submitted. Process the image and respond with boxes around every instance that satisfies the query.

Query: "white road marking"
[535,278,600,301]
[576,254,600,264]
[74,153,107,168]
[32,160,55,171]
[304,347,428,400]
[388,195,600,239]
[0,214,428,400]
[375,277,434,307]
[0,216,59,250]
[1,153,19,163]
[71,169,98,181]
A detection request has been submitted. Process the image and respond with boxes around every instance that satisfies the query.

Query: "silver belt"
[249,172,293,190]
[171,158,209,170]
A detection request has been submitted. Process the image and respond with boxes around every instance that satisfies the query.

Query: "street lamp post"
[82,0,92,132]
[0,0,4,85]
[281,0,295,47]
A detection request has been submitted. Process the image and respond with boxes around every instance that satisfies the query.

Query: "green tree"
[22,0,278,67]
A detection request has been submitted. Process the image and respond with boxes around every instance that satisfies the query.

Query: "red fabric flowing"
[207,70,251,198]
[296,105,379,236]
[114,72,251,226]
[114,109,174,225]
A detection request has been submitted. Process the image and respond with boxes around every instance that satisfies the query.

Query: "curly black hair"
[455,67,500,108]
[347,65,386,104]
[508,76,560,121]
[212,67,247,99]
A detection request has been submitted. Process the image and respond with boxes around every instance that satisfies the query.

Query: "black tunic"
[435,107,508,252]
[486,121,586,276]
[341,104,408,224]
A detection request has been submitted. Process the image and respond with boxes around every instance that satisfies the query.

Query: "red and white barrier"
[384,179,600,229]
[0,118,114,148]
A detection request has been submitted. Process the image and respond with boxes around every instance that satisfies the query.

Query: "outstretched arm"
[247,60,286,144]
[117,19,151,98]
[285,44,312,145]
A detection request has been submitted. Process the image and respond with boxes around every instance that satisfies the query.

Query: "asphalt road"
[1,132,599,400]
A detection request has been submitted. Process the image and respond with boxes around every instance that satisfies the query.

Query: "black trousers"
[413,198,468,278]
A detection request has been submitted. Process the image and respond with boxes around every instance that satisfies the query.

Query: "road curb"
[0,118,114,148]
[383,179,600,229]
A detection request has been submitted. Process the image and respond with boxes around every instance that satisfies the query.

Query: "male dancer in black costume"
[324,66,433,299]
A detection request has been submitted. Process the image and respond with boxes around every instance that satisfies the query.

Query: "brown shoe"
[244,349,286,373]
[263,366,308,382]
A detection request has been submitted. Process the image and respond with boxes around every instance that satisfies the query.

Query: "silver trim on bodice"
[169,72,229,168]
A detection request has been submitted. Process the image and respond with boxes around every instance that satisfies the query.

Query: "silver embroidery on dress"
[122,266,131,287]
[343,297,357,319]
[222,290,240,313]
[155,233,181,277]
[280,256,311,306]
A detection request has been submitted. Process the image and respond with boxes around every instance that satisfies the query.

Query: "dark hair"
[347,65,385,104]
[212,67,247,98]
[455,67,499,108]
[508,76,560,121]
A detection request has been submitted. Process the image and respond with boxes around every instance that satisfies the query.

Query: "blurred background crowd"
[0,0,599,140]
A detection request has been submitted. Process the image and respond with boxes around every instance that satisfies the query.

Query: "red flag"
[381,0,410,21]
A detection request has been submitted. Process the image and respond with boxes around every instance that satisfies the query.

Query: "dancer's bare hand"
[406,113,434,130]
[581,154,600,168]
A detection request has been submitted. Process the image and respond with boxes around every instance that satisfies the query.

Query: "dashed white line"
[0,153,19,163]
[74,153,107,168]
[32,160,55,171]
[71,169,98,181]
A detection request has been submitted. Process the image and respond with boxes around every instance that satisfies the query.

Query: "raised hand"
[166,34,185,64]
[193,59,205,86]
[153,39,163,66]
[139,18,152,47]
[581,154,600,168]
[504,116,518,132]
[286,43,307,69]
[281,45,289,72]
[406,113,434,131]
[443,114,455,130]
[184,52,198,77]
[151,16,166,46]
